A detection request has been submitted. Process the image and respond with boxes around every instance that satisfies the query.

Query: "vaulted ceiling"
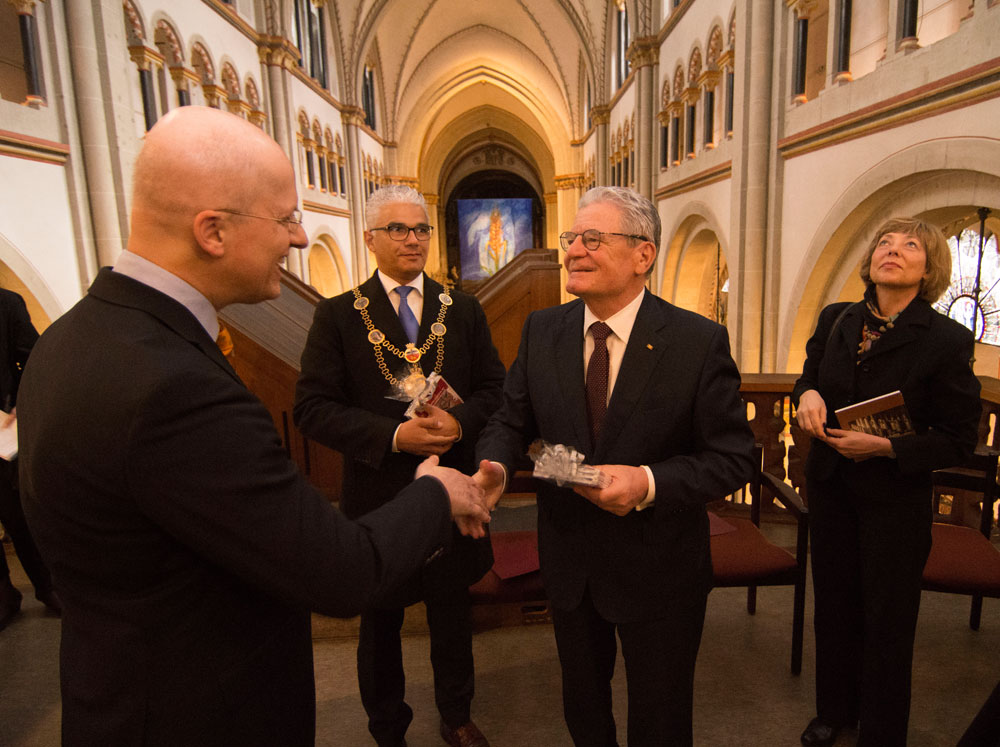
[322,0,660,194]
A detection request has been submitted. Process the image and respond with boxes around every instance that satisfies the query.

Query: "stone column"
[628,37,658,199]
[66,0,129,269]
[591,106,610,185]
[9,0,43,106]
[787,0,811,103]
[832,0,853,84]
[342,106,369,283]
[258,36,301,275]
[728,0,775,371]
[697,69,721,149]
[128,46,161,131]
[258,36,297,162]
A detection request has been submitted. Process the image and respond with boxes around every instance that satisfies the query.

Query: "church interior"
[2,1,1000,744]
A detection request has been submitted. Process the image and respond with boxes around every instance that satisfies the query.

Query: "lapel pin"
[646,343,653,350]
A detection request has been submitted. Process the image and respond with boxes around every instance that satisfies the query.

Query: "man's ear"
[363,230,375,253]
[193,210,227,258]
[635,241,656,276]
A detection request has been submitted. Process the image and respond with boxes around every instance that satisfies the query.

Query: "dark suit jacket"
[476,290,755,623]
[294,272,505,601]
[0,288,38,411]
[792,297,981,500]
[17,269,455,746]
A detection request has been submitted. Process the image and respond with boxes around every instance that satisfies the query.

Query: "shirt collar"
[377,269,424,298]
[583,287,646,344]
[112,250,220,339]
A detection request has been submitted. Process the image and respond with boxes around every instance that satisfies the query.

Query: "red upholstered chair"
[710,445,809,674]
[925,449,1000,630]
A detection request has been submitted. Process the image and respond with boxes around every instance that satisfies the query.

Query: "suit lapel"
[88,269,242,384]
[597,291,666,459]
[363,273,411,351]
[553,301,591,452]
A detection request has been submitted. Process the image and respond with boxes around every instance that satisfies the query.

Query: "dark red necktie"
[586,321,611,444]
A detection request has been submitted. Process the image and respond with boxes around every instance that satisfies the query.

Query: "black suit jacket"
[792,297,981,500]
[476,291,755,623]
[0,288,38,411]
[294,272,505,601]
[17,269,455,746]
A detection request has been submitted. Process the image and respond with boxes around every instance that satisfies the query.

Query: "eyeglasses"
[217,209,303,230]
[370,223,434,241]
[559,229,649,252]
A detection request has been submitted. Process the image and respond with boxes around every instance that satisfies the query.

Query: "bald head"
[132,106,288,233]
[127,106,305,308]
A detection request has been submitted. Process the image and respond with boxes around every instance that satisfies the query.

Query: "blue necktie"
[396,286,419,344]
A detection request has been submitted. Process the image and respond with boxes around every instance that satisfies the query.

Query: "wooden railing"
[737,373,1000,518]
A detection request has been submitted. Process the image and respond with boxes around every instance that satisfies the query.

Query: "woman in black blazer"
[793,217,982,747]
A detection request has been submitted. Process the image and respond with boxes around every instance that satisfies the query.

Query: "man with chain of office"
[294,185,506,747]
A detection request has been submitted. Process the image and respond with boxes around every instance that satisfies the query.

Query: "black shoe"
[801,717,840,746]
[0,584,23,631]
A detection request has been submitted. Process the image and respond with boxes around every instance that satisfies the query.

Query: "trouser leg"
[618,591,707,747]
[426,588,475,728]
[808,476,862,727]
[855,495,931,747]
[358,607,412,746]
[551,588,619,747]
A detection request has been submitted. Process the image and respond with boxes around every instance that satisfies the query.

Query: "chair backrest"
[931,449,1000,540]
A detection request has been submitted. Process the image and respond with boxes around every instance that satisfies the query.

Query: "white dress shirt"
[582,288,656,509]
[113,251,219,340]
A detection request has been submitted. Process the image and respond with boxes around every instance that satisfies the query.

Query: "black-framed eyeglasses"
[217,208,303,230]
[559,229,649,252]
[370,223,434,241]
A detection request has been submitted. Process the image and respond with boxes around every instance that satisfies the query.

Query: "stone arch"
[123,0,146,44]
[0,231,61,328]
[707,25,724,68]
[307,234,349,298]
[152,18,183,66]
[781,137,1000,372]
[659,200,730,323]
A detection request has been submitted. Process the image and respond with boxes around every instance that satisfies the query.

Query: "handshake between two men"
[422,453,654,540]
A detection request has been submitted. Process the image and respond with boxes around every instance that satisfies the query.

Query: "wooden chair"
[925,449,1000,630]
[710,445,810,674]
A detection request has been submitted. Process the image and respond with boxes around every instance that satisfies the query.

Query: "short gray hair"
[578,186,660,250]
[365,185,428,229]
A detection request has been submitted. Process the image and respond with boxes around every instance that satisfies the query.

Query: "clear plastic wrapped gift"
[528,439,611,488]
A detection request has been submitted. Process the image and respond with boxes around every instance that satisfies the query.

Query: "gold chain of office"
[351,285,453,387]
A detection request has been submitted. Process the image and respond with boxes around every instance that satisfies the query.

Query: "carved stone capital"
[258,35,300,68]
[786,0,820,19]
[8,0,38,15]
[341,106,367,127]
[554,173,585,190]
[128,45,163,72]
[202,84,223,108]
[698,69,722,89]
[626,36,659,68]
[169,65,200,91]
[590,105,611,126]
[683,86,700,105]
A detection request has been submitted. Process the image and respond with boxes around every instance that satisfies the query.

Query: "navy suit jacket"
[18,268,454,746]
[477,290,755,623]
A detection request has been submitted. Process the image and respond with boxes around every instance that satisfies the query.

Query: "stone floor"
[2,520,998,746]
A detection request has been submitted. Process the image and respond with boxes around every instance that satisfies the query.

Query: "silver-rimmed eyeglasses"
[559,229,649,251]
[217,208,303,230]
[370,223,434,241]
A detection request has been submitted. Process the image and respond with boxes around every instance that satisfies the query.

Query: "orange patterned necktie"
[216,321,234,358]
